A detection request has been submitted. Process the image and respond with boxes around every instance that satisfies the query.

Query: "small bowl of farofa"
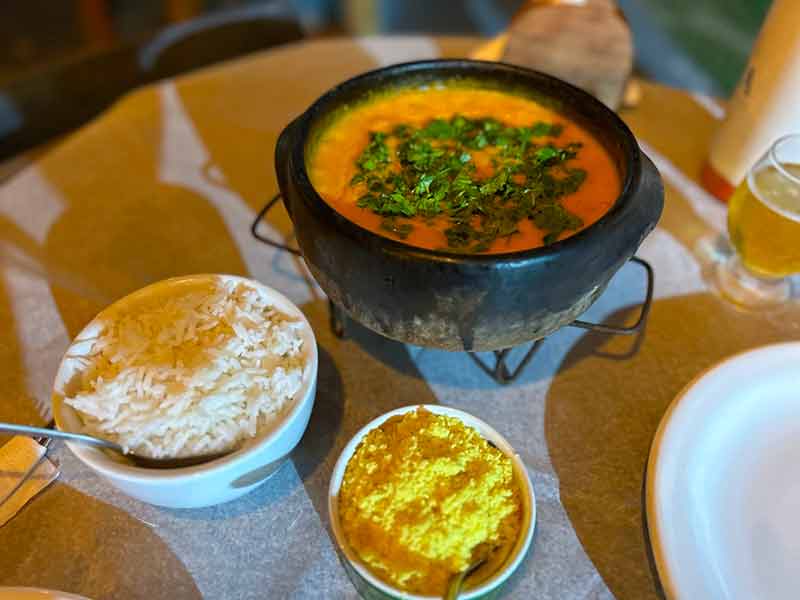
[52,274,317,508]
[328,405,536,599]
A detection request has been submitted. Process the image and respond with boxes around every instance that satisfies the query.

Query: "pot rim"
[287,58,643,265]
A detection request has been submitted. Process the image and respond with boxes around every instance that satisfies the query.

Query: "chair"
[0,3,303,161]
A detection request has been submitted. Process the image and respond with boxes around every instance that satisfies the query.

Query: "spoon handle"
[444,568,471,600]
[0,422,122,451]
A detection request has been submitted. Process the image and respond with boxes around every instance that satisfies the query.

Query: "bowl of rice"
[52,274,317,508]
[328,405,536,599]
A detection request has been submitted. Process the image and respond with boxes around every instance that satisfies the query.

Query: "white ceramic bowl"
[328,404,536,600]
[52,274,318,508]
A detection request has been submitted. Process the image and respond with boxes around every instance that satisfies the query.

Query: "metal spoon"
[0,422,228,469]
[444,543,495,600]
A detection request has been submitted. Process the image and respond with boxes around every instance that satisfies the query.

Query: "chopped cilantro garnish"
[349,114,586,252]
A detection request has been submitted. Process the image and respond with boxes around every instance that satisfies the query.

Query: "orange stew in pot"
[308,86,621,254]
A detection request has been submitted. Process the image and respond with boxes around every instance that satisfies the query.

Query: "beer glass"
[712,134,800,308]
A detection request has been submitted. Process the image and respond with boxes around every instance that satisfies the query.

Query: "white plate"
[647,342,800,600]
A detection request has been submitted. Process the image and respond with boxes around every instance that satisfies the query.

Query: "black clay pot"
[275,60,663,351]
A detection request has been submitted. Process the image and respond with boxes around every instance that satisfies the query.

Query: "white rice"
[64,278,307,459]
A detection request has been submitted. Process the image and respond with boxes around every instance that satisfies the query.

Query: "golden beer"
[727,163,800,278]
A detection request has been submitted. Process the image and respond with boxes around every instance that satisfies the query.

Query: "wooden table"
[0,36,797,600]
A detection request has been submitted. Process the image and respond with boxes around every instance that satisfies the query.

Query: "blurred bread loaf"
[472,0,634,110]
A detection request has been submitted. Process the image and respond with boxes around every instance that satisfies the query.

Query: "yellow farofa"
[338,408,522,596]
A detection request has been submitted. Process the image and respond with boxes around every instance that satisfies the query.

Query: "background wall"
[0,0,774,96]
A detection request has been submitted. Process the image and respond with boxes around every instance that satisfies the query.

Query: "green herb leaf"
[531,122,563,137]
[380,218,414,239]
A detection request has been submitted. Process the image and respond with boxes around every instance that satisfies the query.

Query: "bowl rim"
[0,587,91,600]
[51,273,318,482]
[327,403,537,600]
[287,58,643,265]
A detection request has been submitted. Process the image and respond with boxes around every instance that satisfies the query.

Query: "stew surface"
[308,86,621,253]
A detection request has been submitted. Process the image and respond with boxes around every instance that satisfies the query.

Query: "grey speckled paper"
[1,36,798,600]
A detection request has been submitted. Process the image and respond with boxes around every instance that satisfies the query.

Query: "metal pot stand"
[252,193,654,385]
